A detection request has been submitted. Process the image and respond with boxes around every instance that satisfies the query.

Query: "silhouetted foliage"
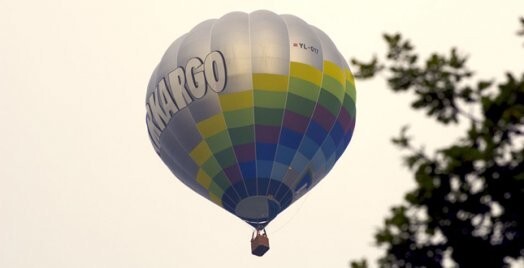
[350,17,524,267]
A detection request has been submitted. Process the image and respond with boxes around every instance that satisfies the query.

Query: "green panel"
[254,107,283,126]
[285,93,316,117]
[206,131,231,153]
[213,172,233,190]
[208,182,225,197]
[202,158,223,178]
[229,126,254,145]
[317,90,342,116]
[342,92,356,118]
[214,148,237,168]
[254,90,287,109]
[322,76,345,103]
[288,77,321,102]
[346,79,356,102]
[223,109,253,128]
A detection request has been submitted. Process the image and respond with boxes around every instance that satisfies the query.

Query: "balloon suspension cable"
[250,228,270,257]
[271,193,309,235]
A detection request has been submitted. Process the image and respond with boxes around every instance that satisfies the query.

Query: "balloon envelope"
[146,10,356,229]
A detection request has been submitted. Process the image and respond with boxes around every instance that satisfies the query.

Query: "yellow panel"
[209,192,222,206]
[197,114,227,137]
[323,61,345,87]
[345,69,355,86]
[253,73,288,92]
[196,169,212,188]
[189,141,212,165]
[290,62,322,86]
[345,69,357,102]
[219,91,253,111]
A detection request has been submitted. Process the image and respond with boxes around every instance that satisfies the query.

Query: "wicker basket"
[251,231,270,256]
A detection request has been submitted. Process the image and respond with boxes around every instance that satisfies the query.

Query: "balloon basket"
[251,229,269,256]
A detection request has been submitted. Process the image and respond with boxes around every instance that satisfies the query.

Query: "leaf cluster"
[350,18,524,267]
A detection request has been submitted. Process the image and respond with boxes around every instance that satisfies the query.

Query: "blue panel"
[276,186,293,208]
[279,128,303,149]
[325,152,337,171]
[309,150,326,179]
[256,160,274,179]
[344,136,351,147]
[299,136,319,159]
[270,162,289,181]
[267,199,280,220]
[290,152,309,173]
[336,128,354,158]
[222,182,252,213]
[282,192,293,208]
[345,126,355,144]
[275,145,296,165]
[224,177,292,215]
[267,180,281,196]
[232,183,249,199]
[277,181,292,210]
[244,179,258,195]
[329,122,344,146]
[306,121,327,145]
[225,185,241,202]
[256,143,277,160]
[221,193,237,212]
[320,136,337,158]
[222,178,294,229]
[257,177,270,195]
[335,138,346,157]
[239,161,256,180]
[341,119,355,150]
[294,172,312,192]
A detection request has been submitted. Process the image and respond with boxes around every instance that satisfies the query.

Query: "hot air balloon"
[145,10,356,256]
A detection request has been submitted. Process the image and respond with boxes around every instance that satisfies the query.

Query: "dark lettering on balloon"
[145,51,227,150]
[185,57,206,99]
[292,42,319,54]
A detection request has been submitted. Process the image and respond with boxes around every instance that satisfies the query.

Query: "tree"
[350,17,524,267]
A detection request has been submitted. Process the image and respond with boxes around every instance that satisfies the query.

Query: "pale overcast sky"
[1,1,523,267]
